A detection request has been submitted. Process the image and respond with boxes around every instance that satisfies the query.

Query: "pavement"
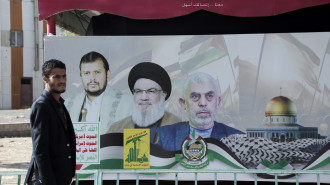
[0,108,31,137]
[0,109,31,184]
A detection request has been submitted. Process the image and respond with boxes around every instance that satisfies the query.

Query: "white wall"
[0,0,2,109]
[22,0,35,77]
[0,0,44,109]
[0,0,11,109]
[22,0,44,102]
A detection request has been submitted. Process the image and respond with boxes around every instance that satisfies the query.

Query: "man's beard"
[132,97,165,127]
[188,108,215,128]
[49,81,65,94]
[85,81,107,96]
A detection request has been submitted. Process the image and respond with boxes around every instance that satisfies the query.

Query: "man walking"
[25,59,76,185]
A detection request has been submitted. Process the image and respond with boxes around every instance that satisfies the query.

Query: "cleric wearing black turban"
[128,62,172,100]
[107,62,181,144]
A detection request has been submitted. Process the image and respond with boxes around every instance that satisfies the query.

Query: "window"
[10,30,23,47]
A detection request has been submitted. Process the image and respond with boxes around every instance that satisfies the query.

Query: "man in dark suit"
[25,59,76,185]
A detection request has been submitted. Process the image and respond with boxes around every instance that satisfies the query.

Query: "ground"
[0,137,32,184]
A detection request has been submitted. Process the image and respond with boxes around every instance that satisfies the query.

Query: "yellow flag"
[123,129,150,169]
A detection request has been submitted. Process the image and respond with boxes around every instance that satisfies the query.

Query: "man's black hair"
[42,59,66,78]
[79,51,109,72]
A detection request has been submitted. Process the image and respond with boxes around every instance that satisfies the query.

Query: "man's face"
[133,78,165,111]
[46,68,67,94]
[80,59,108,97]
[184,81,220,129]
[132,78,167,127]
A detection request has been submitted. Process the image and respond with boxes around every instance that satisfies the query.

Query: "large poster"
[44,33,330,182]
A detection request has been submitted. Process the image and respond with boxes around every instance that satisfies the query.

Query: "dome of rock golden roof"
[265,96,297,116]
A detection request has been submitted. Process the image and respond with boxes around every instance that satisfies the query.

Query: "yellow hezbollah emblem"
[123,129,150,169]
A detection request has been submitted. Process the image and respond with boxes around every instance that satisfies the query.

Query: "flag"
[294,84,314,114]
[220,86,233,113]
[109,50,152,91]
[279,34,320,66]
[178,35,228,74]
[326,39,330,54]
[233,57,258,114]
[233,77,239,94]
[123,129,150,169]
[179,35,213,54]
[261,33,321,92]
[111,50,152,78]
[323,84,330,108]
[164,62,181,74]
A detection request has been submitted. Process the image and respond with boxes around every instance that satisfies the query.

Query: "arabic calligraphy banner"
[44,32,330,182]
[38,0,330,20]
[73,123,100,164]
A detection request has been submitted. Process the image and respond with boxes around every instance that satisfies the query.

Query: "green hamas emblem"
[178,129,209,169]
[182,136,207,162]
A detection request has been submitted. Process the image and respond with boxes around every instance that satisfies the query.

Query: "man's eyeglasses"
[132,88,163,96]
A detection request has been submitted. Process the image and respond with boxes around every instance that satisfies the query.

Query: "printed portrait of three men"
[45,33,330,181]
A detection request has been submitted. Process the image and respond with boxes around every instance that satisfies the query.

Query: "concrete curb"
[0,122,31,137]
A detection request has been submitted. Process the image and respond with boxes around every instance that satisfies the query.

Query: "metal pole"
[275,175,278,185]
[136,173,139,185]
[156,173,159,185]
[17,175,21,185]
[33,0,39,71]
[234,173,237,185]
[214,173,217,185]
[295,174,299,185]
[175,173,178,185]
[75,174,79,185]
[116,173,120,185]
[254,174,258,185]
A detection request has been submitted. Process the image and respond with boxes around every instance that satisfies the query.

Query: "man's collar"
[43,89,64,104]
[188,120,215,130]
[85,92,105,104]
[189,124,214,132]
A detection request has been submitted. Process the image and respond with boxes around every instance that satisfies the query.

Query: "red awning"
[38,0,330,20]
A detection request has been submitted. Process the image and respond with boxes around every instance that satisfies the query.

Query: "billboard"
[44,32,330,182]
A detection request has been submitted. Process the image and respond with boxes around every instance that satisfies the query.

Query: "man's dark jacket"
[25,90,76,185]
[157,121,244,151]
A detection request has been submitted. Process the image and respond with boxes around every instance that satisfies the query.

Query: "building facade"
[247,96,319,142]
[0,0,45,109]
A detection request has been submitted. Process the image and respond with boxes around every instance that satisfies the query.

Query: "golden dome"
[265,96,297,116]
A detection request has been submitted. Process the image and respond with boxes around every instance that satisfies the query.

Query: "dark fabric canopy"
[86,5,330,36]
[38,0,330,20]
